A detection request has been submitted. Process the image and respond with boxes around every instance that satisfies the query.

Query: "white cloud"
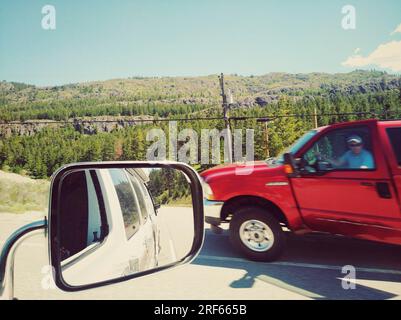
[354,48,361,54]
[342,40,401,72]
[391,23,401,35]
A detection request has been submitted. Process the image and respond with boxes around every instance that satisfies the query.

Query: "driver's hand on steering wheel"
[314,151,323,160]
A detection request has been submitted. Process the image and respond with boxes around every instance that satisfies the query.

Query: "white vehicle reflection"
[59,168,160,286]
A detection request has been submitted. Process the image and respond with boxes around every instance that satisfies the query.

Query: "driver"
[326,135,374,169]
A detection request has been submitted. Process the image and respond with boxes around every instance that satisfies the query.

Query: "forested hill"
[1,70,401,179]
[0,70,400,121]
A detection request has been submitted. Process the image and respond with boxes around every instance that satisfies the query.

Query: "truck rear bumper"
[203,199,224,226]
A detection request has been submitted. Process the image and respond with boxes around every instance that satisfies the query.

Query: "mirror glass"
[56,167,195,287]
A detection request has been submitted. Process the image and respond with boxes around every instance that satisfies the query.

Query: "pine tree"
[267,97,304,157]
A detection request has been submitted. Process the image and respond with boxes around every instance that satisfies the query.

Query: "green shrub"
[0,177,49,213]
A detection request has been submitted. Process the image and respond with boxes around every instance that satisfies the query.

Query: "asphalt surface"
[1,209,401,300]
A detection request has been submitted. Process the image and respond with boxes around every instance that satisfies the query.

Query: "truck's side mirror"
[283,153,300,177]
[48,161,204,292]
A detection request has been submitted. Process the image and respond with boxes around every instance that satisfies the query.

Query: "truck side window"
[109,169,141,239]
[386,128,401,166]
[126,170,149,223]
[59,171,89,260]
[140,183,157,217]
[59,170,105,261]
[303,126,376,171]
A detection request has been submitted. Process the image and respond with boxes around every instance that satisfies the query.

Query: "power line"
[0,111,382,125]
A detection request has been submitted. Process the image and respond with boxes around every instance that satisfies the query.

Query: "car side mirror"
[48,161,204,292]
[283,153,300,177]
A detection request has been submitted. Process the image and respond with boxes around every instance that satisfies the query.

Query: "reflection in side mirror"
[49,162,204,291]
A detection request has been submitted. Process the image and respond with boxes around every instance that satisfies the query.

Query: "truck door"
[109,169,149,276]
[383,125,401,214]
[290,122,401,244]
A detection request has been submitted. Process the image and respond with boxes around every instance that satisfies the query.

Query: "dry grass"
[0,170,49,213]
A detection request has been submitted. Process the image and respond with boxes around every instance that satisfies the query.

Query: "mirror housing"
[48,161,204,292]
[283,153,300,177]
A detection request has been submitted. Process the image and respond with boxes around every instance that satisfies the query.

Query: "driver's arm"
[362,151,374,169]
[330,153,348,168]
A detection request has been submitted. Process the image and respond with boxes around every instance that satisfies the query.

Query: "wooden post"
[257,118,271,159]
[314,106,318,128]
[219,73,233,163]
[265,122,269,158]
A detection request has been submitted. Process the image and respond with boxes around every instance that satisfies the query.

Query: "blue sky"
[0,0,400,86]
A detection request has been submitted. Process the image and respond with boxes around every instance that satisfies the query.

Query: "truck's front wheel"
[229,206,286,262]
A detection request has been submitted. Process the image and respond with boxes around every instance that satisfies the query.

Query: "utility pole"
[256,118,272,159]
[314,106,318,128]
[264,121,269,158]
[219,73,233,163]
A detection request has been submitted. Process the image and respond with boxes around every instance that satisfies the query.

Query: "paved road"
[1,209,401,300]
[157,206,195,264]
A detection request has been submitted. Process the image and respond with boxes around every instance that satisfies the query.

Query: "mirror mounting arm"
[0,219,47,300]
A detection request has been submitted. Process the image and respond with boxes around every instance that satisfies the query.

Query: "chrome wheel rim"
[239,219,274,252]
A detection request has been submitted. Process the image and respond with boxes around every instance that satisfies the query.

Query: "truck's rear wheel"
[229,206,286,262]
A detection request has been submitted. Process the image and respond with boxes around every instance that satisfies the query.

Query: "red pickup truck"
[200,119,401,261]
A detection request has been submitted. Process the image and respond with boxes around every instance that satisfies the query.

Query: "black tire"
[229,206,286,262]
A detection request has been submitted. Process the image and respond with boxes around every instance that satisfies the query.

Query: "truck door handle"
[360,182,392,199]
[360,182,374,187]
[375,182,392,199]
